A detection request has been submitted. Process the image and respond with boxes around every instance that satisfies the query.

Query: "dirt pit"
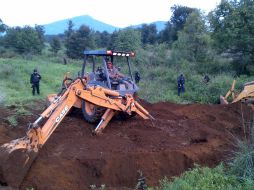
[0,101,252,190]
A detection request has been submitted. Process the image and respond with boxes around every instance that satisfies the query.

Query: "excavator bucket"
[0,137,38,188]
[220,95,229,104]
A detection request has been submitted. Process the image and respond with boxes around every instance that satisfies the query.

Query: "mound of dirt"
[0,101,252,190]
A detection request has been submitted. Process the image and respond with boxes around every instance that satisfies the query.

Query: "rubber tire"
[81,100,105,123]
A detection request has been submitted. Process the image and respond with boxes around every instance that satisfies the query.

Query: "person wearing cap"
[106,60,124,79]
[106,59,133,90]
[30,69,41,95]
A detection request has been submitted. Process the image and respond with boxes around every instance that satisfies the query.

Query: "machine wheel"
[81,100,105,123]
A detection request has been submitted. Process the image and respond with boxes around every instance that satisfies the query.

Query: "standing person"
[177,74,185,96]
[203,74,210,84]
[30,69,41,95]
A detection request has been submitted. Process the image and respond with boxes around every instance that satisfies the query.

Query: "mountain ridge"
[44,15,119,35]
[43,15,166,35]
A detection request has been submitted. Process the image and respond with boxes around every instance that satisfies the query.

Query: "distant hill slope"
[44,15,119,35]
[43,15,167,35]
[130,21,167,32]
[151,21,167,31]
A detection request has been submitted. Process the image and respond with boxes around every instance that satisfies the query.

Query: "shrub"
[0,64,14,79]
[229,121,254,182]
[151,164,254,190]
[6,115,18,127]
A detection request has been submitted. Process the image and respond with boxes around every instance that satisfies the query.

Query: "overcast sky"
[1,0,221,27]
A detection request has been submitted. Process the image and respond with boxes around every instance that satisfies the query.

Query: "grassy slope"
[135,64,250,104]
[0,55,252,106]
[0,56,80,106]
[150,165,254,190]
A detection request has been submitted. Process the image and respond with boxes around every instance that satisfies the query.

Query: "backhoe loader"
[220,79,254,108]
[0,50,154,188]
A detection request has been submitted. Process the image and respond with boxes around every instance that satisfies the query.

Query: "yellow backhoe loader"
[220,79,254,108]
[0,50,154,188]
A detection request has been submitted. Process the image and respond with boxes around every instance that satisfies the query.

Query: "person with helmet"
[30,69,41,95]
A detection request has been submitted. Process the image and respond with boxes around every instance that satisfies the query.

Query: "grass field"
[0,55,251,106]
[0,56,80,106]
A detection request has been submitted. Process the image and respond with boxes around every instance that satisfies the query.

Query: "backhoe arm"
[2,79,82,154]
[76,86,154,133]
[220,80,236,104]
[77,86,154,119]
[0,78,154,187]
[220,79,254,108]
[2,78,153,154]
[0,80,82,187]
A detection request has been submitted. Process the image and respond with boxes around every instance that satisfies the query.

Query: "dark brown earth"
[0,101,252,190]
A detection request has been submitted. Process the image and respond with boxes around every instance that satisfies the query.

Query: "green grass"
[6,115,18,127]
[226,127,254,187]
[150,164,254,190]
[0,54,252,106]
[4,105,33,127]
[135,64,249,104]
[0,56,80,106]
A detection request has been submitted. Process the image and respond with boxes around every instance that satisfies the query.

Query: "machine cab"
[82,50,139,96]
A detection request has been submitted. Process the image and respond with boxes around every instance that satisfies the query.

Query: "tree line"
[0,0,254,75]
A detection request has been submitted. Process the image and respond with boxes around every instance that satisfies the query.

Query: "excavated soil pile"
[0,101,252,190]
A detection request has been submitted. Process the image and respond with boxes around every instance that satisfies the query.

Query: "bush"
[134,62,239,104]
[229,121,254,182]
[229,140,254,181]
[0,47,17,58]
[151,164,254,190]
[181,74,236,103]
[0,63,14,79]
[6,115,18,127]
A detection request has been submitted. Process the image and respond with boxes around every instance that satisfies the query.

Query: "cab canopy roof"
[84,50,135,57]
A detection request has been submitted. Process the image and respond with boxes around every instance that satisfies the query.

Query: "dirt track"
[0,101,252,190]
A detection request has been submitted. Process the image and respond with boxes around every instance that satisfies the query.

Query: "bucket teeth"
[1,137,31,153]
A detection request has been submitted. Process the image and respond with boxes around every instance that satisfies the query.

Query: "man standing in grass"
[30,69,41,95]
[177,74,185,96]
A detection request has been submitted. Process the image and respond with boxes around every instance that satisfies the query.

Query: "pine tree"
[50,37,61,55]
